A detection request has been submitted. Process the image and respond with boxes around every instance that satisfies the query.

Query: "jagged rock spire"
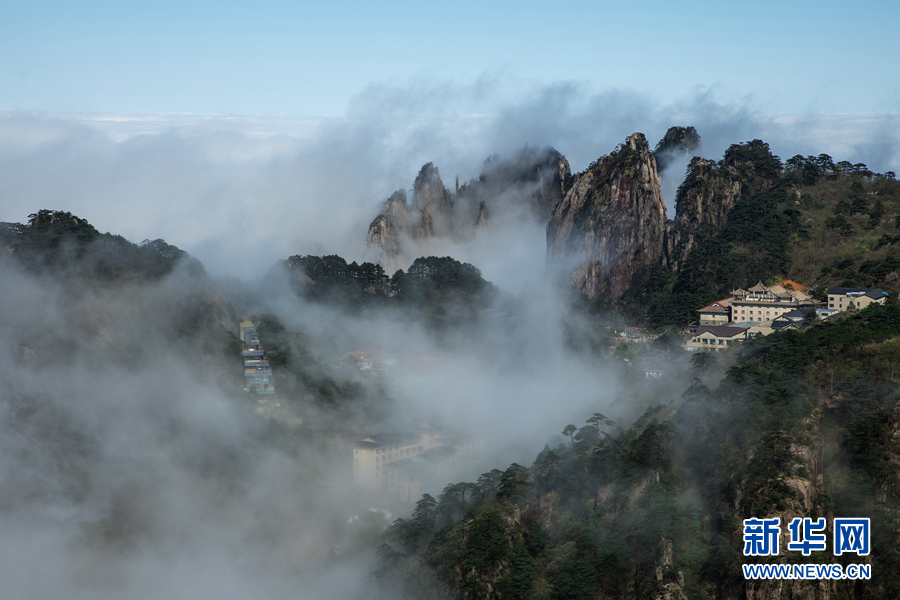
[547,133,667,300]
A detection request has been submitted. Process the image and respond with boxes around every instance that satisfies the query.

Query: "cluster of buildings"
[617,326,662,344]
[240,320,275,395]
[352,426,481,503]
[340,350,398,376]
[687,281,889,351]
[340,349,440,378]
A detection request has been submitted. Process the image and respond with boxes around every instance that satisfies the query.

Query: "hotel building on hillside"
[728,281,819,324]
[826,288,889,312]
[352,427,481,502]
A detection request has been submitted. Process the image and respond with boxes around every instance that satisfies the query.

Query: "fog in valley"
[1,84,899,598]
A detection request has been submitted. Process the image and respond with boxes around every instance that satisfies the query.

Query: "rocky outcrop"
[662,139,785,270]
[382,189,411,229]
[365,148,571,272]
[654,126,701,173]
[474,147,571,221]
[529,148,572,219]
[654,537,688,600]
[364,190,409,272]
[364,165,452,267]
[672,158,740,230]
[412,162,453,238]
[546,133,667,301]
[475,201,488,229]
[664,157,742,269]
[365,215,400,267]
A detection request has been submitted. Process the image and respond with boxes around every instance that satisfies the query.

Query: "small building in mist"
[240,320,275,395]
[240,320,260,346]
[340,350,399,377]
[686,325,749,351]
[352,428,480,501]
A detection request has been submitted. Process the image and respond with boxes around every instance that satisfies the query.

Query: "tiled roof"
[700,305,729,314]
[695,325,750,338]
[776,279,810,291]
[341,349,384,362]
[354,432,419,448]
[781,308,814,319]
[829,287,887,297]
[699,298,732,312]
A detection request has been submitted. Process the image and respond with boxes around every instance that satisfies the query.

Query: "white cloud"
[1,83,897,282]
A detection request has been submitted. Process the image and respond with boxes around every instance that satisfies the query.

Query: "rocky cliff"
[412,162,453,238]
[468,146,571,221]
[653,125,701,174]
[475,201,488,229]
[665,157,742,269]
[672,158,740,230]
[365,147,571,273]
[546,133,667,301]
[364,165,453,271]
[663,140,783,270]
[364,190,409,272]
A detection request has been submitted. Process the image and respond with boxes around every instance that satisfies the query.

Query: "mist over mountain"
[3,106,900,599]
[365,146,570,273]
[2,84,897,283]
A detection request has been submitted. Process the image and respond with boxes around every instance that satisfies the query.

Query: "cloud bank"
[1,81,897,283]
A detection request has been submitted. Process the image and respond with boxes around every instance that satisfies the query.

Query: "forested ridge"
[621,142,900,327]
[4,134,900,600]
[372,302,900,599]
[0,209,198,280]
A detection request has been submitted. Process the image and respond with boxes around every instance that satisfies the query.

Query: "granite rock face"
[547,133,667,301]
[475,201,488,229]
[363,164,453,271]
[364,190,409,273]
[461,146,571,222]
[672,158,740,230]
[365,148,571,273]
[663,140,782,270]
[412,162,453,239]
[524,148,572,220]
[653,126,701,174]
[664,157,742,269]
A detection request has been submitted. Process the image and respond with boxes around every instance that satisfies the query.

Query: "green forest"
[4,133,900,600]
[621,142,900,327]
[372,301,900,599]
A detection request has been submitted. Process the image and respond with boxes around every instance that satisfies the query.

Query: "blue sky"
[2,0,898,116]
